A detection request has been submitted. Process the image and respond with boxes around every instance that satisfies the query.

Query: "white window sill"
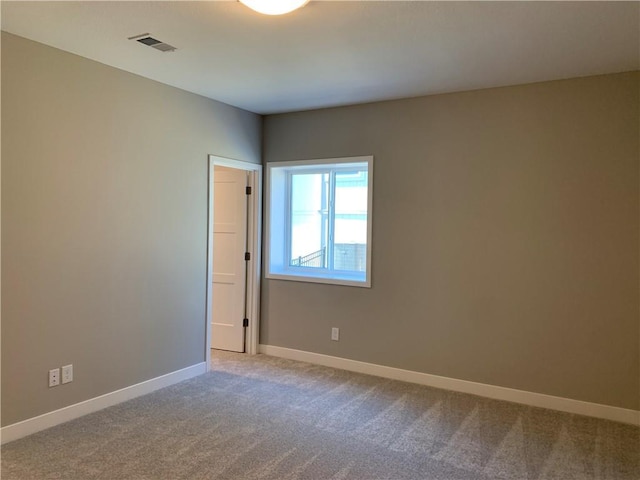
[266,269,371,288]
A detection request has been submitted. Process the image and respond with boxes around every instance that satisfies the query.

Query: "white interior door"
[211,166,248,352]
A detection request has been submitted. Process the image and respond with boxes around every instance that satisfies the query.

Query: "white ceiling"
[2,1,638,115]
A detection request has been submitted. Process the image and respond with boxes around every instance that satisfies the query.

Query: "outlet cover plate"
[49,368,60,387]
[331,327,340,341]
[61,364,73,384]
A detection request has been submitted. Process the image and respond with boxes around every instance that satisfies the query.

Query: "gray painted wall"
[262,72,639,410]
[1,33,261,426]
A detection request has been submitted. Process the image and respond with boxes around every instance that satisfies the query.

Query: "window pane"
[290,173,328,268]
[333,170,368,272]
[266,156,372,288]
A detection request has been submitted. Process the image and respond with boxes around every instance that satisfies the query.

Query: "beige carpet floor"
[1,350,638,479]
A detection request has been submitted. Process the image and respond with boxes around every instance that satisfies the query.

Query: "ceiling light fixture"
[239,0,310,15]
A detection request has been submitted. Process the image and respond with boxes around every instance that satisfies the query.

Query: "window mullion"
[320,172,328,270]
[285,171,293,268]
[328,170,336,271]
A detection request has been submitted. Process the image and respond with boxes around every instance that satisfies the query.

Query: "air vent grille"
[128,33,176,53]
[152,43,176,52]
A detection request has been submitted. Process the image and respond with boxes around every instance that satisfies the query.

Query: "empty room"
[1,1,638,479]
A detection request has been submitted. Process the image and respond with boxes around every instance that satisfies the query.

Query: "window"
[266,156,373,287]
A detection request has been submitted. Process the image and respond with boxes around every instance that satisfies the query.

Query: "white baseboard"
[259,345,639,426]
[1,362,207,445]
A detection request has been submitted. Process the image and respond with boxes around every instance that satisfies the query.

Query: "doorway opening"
[206,155,262,368]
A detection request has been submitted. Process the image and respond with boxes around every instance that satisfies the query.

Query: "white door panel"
[211,166,247,352]
[213,233,237,275]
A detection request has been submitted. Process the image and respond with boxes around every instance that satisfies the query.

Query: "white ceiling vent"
[128,33,176,52]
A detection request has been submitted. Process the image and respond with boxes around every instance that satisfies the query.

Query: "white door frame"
[206,155,262,368]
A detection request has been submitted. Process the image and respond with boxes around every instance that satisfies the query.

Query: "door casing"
[206,155,262,367]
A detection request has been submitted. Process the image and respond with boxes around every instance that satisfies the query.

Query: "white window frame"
[265,156,373,288]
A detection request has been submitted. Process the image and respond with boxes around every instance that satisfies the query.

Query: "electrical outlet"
[61,364,73,384]
[49,368,60,387]
[331,327,340,341]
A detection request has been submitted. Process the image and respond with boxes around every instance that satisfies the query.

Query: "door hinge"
[244,252,251,261]
[246,186,252,195]
[243,318,249,327]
